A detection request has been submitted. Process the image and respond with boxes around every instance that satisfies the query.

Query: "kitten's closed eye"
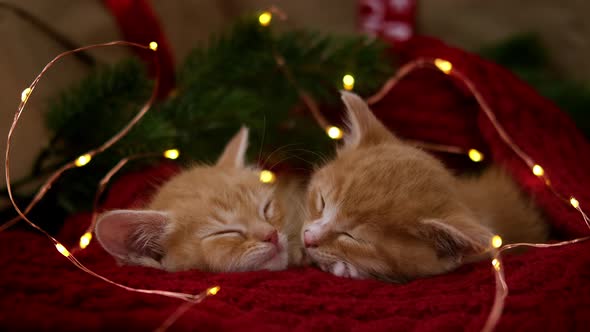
[339,231,368,244]
[207,229,245,239]
[317,192,325,212]
[312,190,325,215]
[339,232,356,240]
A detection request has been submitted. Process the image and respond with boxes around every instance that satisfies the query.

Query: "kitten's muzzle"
[303,230,318,248]
[264,230,279,247]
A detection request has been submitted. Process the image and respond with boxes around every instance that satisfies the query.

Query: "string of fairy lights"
[2,40,221,331]
[2,7,589,332]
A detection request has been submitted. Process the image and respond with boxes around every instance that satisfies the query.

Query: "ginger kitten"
[302,92,548,282]
[96,127,305,272]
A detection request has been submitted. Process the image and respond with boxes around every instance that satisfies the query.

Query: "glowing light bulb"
[75,154,92,167]
[259,170,276,184]
[326,126,343,140]
[149,41,158,51]
[55,243,70,257]
[491,258,500,271]
[468,149,484,162]
[434,59,452,74]
[342,74,355,91]
[207,286,221,296]
[79,232,92,249]
[570,197,580,209]
[163,149,180,160]
[491,235,502,249]
[21,88,32,102]
[532,164,544,177]
[258,11,272,26]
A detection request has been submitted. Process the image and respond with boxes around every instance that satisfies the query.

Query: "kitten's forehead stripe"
[210,197,232,211]
[210,211,235,225]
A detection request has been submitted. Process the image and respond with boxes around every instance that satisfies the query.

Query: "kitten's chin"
[258,233,289,271]
[259,250,288,271]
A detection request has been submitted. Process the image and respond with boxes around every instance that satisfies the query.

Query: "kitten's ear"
[95,210,170,266]
[340,91,397,150]
[216,126,249,168]
[415,218,493,258]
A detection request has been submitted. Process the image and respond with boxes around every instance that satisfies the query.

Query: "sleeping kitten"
[302,92,548,282]
[95,127,305,272]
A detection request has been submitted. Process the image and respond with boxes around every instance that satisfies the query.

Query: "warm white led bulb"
[468,149,484,162]
[326,126,343,140]
[259,170,276,184]
[491,258,501,271]
[55,243,71,257]
[75,154,92,167]
[207,286,221,296]
[532,164,544,177]
[79,232,93,249]
[149,41,158,51]
[342,74,355,91]
[258,12,272,26]
[21,88,32,102]
[570,197,580,209]
[434,59,452,74]
[163,149,180,160]
[491,235,502,249]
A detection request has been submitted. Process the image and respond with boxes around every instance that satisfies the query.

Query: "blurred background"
[1,0,589,208]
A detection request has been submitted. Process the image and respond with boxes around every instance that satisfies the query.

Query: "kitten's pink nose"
[303,230,317,248]
[264,230,278,246]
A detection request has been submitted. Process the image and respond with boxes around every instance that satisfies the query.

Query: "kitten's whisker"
[268,154,304,170]
[257,114,267,164]
[293,148,329,163]
[266,148,329,169]
[261,143,302,167]
[278,154,316,167]
[287,167,312,173]
[278,148,329,164]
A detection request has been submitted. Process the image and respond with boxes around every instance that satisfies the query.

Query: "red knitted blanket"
[1,37,589,331]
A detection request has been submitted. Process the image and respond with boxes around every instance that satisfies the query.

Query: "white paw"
[331,261,347,276]
[329,261,361,279]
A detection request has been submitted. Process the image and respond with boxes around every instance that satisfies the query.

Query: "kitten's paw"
[330,261,362,279]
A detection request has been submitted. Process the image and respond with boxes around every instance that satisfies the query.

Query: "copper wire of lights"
[2,41,218,314]
[2,40,162,232]
[74,152,160,252]
[266,7,330,132]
